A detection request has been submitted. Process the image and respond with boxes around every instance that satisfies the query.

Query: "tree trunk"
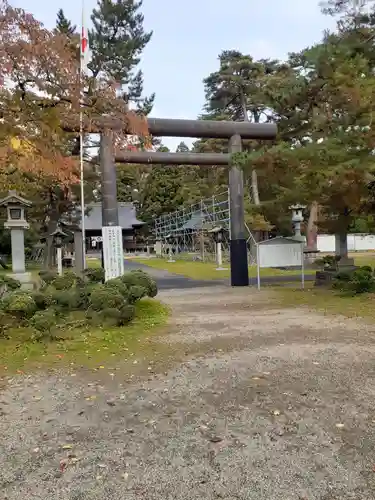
[241,97,261,206]
[306,201,318,249]
[335,208,351,264]
[251,169,260,206]
[43,217,58,270]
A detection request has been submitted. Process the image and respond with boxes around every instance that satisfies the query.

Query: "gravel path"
[1,287,375,499]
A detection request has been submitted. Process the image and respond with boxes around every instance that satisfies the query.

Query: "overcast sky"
[14,0,336,148]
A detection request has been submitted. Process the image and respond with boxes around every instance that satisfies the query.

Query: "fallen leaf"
[273,410,281,416]
[122,472,129,480]
[209,436,223,443]
[99,366,105,369]
[335,423,345,429]
[61,444,73,450]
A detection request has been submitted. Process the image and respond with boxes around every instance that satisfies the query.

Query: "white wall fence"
[317,234,375,253]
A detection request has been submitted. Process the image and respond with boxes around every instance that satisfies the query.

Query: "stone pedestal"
[315,269,337,287]
[10,228,26,273]
[74,231,84,273]
[7,271,34,290]
[337,257,355,268]
[304,248,320,266]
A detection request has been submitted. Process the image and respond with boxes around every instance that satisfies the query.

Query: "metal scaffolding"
[154,191,256,262]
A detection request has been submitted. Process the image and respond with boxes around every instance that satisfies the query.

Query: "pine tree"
[89,0,155,114]
[55,9,76,36]
[176,141,190,153]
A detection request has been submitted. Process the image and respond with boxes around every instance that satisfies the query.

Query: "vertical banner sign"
[102,226,124,281]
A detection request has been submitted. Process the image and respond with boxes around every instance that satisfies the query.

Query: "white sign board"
[258,242,303,268]
[102,226,124,281]
[256,237,304,290]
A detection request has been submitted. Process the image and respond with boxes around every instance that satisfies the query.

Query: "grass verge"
[0,298,170,375]
[273,283,375,321]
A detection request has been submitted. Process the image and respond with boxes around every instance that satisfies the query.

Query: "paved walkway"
[124,259,224,290]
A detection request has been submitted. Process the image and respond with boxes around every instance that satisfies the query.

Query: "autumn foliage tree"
[0,1,147,188]
[0,1,149,267]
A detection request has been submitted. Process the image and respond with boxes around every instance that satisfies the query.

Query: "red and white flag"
[80,2,90,74]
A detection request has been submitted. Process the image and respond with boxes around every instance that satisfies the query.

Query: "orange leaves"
[0,1,148,186]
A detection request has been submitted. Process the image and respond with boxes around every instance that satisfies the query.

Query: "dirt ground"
[1,286,375,500]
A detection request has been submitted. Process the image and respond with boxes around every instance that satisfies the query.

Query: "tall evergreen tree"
[202,50,280,207]
[55,9,76,36]
[176,141,190,153]
[89,0,155,114]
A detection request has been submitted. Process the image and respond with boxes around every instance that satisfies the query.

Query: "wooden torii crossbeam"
[100,118,277,287]
[115,151,231,165]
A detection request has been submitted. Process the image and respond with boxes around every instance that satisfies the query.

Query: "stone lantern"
[165,233,175,263]
[289,204,306,241]
[0,191,32,283]
[208,226,227,271]
[50,225,68,276]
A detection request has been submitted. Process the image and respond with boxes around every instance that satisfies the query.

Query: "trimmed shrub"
[121,270,157,297]
[1,292,37,319]
[349,268,375,294]
[89,284,125,311]
[91,304,135,327]
[104,278,129,299]
[84,267,105,284]
[32,290,54,310]
[333,266,375,295]
[0,268,157,343]
[2,276,21,290]
[51,288,82,310]
[128,285,147,304]
[39,270,58,285]
[52,271,79,290]
[30,309,56,336]
[98,307,122,327]
[119,304,136,324]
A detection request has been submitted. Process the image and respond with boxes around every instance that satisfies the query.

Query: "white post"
[167,243,175,263]
[217,241,222,267]
[256,243,261,290]
[301,242,305,289]
[57,247,63,276]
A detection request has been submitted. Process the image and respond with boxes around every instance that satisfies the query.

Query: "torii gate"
[97,118,276,286]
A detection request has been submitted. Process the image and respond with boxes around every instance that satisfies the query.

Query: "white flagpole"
[80,0,86,270]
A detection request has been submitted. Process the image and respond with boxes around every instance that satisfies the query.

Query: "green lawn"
[0,299,169,374]
[134,258,306,280]
[351,253,375,268]
[273,283,375,321]
[131,252,375,281]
